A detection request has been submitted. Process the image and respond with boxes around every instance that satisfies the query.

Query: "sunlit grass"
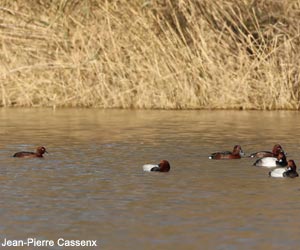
[0,0,299,109]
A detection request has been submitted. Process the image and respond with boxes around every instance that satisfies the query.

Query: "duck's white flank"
[142,164,158,172]
[269,168,287,178]
[254,157,279,168]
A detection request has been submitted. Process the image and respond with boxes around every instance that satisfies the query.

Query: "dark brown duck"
[13,146,48,158]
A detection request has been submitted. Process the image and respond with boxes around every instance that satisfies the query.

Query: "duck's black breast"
[276,159,288,167]
[150,166,160,172]
[284,170,299,178]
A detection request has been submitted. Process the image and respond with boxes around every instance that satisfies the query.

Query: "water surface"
[1,109,300,250]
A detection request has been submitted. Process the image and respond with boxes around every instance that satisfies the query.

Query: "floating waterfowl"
[249,144,284,158]
[143,160,170,172]
[209,145,244,160]
[13,146,48,158]
[269,160,299,178]
[253,151,287,168]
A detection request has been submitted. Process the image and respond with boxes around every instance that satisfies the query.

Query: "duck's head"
[272,144,283,156]
[233,145,244,156]
[158,160,170,172]
[287,160,297,171]
[36,146,48,155]
[277,151,286,161]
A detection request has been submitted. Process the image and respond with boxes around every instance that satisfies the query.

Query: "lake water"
[0,109,300,250]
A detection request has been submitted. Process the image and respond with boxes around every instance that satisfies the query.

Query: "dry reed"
[0,0,300,109]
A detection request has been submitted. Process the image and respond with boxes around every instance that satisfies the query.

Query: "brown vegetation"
[0,0,300,109]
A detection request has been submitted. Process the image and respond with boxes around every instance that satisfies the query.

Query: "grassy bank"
[0,0,300,109]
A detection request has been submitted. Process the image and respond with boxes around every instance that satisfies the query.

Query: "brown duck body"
[249,144,284,158]
[13,146,47,158]
[209,145,244,160]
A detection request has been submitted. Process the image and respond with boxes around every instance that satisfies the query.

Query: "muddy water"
[0,109,300,250]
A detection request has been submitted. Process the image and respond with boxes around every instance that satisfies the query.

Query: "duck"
[143,160,170,172]
[269,160,299,178]
[253,151,287,168]
[249,144,284,158]
[209,145,244,159]
[13,146,48,158]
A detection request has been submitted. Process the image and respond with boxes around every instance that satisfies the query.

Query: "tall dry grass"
[0,0,300,109]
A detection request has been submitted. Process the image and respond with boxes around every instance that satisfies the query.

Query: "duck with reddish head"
[143,160,170,172]
[249,144,284,158]
[13,146,48,158]
[209,145,244,160]
[253,151,287,168]
[269,160,299,178]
